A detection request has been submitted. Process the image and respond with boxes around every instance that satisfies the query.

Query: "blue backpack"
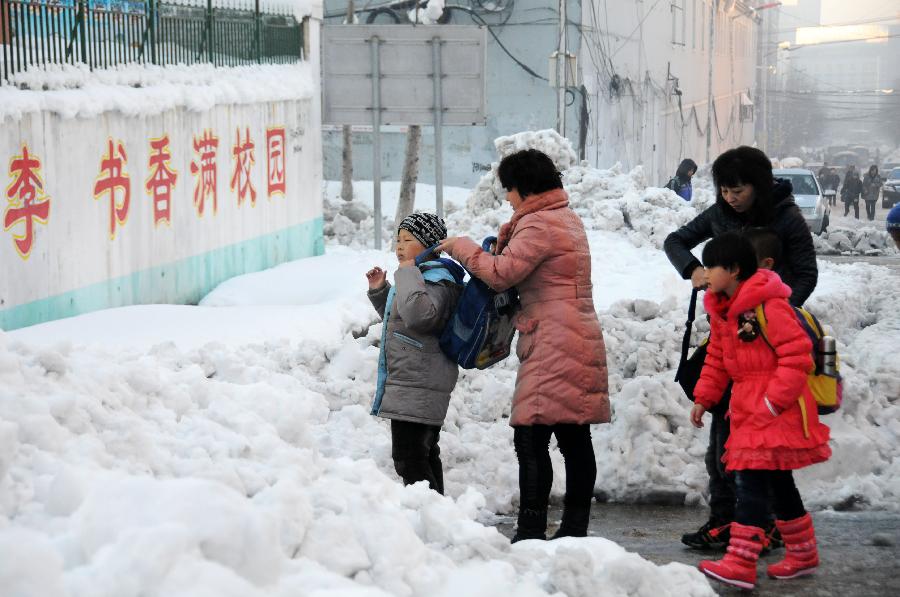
[419,237,520,370]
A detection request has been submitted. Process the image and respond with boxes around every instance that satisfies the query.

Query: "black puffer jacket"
[663,179,818,306]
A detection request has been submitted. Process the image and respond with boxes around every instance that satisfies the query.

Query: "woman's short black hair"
[702,231,758,281]
[497,149,563,198]
[676,158,698,179]
[743,226,782,267]
[712,146,775,225]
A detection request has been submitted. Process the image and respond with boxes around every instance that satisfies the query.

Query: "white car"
[773,168,828,235]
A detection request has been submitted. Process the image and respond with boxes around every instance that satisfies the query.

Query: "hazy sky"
[820,0,899,25]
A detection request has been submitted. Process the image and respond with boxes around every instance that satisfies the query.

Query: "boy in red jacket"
[690,231,831,590]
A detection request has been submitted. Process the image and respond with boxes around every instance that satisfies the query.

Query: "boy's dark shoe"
[760,523,784,555]
[681,519,732,550]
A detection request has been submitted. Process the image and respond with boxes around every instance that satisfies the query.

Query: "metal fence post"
[149,0,157,65]
[78,0,88,66]
[254,0,261,63]
[206,0,213,64]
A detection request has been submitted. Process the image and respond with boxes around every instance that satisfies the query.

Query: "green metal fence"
[0,0,304,84]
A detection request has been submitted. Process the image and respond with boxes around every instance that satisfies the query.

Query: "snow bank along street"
[3,132,899,596]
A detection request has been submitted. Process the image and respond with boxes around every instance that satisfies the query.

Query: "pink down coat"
[449,188,610,426]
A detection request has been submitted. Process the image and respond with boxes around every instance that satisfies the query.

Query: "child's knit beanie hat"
[398,213,447,249]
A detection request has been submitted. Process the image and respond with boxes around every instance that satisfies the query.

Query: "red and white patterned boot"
[767,513,819,579]
[698,522,765,590]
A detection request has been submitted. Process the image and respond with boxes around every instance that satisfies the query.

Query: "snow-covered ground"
[3,131,899,596]
[0,63,316,121]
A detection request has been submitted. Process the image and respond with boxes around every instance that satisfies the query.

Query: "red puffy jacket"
[694,269,831,471]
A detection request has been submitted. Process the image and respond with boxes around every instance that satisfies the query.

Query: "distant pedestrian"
[826,170,840,206]
[862,165,883,221]
[665,158,699,201]
[691,232,830,590]
[366,213,465,494]
[841,169,863,219]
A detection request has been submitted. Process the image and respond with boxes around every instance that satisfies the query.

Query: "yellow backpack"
[755,304,843,438]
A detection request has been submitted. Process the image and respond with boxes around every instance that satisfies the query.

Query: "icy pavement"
[494,503,900,597]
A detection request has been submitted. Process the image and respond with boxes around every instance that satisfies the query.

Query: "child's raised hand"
[366,266,387,290]
[690,403,706,428]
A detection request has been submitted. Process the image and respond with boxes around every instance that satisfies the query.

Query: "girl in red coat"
[690,231,831,590]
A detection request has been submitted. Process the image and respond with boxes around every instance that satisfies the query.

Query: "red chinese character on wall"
[146,135,178,226]
[93,139,131,240]
[3,146,51,259]
[230,127,256,207]
[190,129,219,216]
[266,127,286,197]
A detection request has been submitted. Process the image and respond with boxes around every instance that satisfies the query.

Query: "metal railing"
[0,0,304,84]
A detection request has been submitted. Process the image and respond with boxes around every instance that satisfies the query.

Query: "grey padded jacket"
[368,266,463,426]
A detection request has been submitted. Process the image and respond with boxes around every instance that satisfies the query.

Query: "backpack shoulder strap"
[419,262,457,285]
[675,288,700,382]
[755,303,775,351]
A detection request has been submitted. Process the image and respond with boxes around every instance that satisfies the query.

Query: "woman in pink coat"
[438,149,609,542]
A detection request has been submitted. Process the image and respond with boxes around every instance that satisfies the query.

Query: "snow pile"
[814,225,899,256]
[316,129,900,510]
[0,327,714,596]
[325,129,717,252]
[4,128,899,595]
[409,0,446,23]
[0,63,316,121]
[164,0,317,18]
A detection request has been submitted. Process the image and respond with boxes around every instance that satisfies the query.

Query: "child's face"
[705,265,740,295]
[396,228,426,263]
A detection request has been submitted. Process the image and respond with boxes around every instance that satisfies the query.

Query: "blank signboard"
[322,25,487,126]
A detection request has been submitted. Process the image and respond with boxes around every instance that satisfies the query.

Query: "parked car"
[774,168,828,235]
[883,167,900,209]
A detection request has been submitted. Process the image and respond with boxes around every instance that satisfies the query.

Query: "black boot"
[681,518,732,550]
[511,507,547,543]
[551,505,592,539]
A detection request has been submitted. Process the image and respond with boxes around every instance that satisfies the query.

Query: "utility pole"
[556,0,567,135]
[705,0,718,163]
[340,0,355,202]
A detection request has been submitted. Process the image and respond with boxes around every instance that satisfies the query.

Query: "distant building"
[320,0,762,188]
[581,1,761,184]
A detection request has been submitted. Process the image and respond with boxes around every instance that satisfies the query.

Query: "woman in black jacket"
[842,170,863,219]
[663,145,818,551]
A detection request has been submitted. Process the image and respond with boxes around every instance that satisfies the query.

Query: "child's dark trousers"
[391,420,443,494]
[735,469,806,528]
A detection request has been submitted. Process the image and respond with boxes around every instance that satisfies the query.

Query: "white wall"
[1,10,325,331]
[0,97,323,330]
[581,0,758,184]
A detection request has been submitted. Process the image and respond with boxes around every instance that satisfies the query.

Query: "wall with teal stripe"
[1,217,323,331]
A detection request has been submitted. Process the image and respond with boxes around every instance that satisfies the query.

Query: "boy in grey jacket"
[366,213,464,494]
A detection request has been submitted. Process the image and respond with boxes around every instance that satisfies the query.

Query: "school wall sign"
[1,98,323,330]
